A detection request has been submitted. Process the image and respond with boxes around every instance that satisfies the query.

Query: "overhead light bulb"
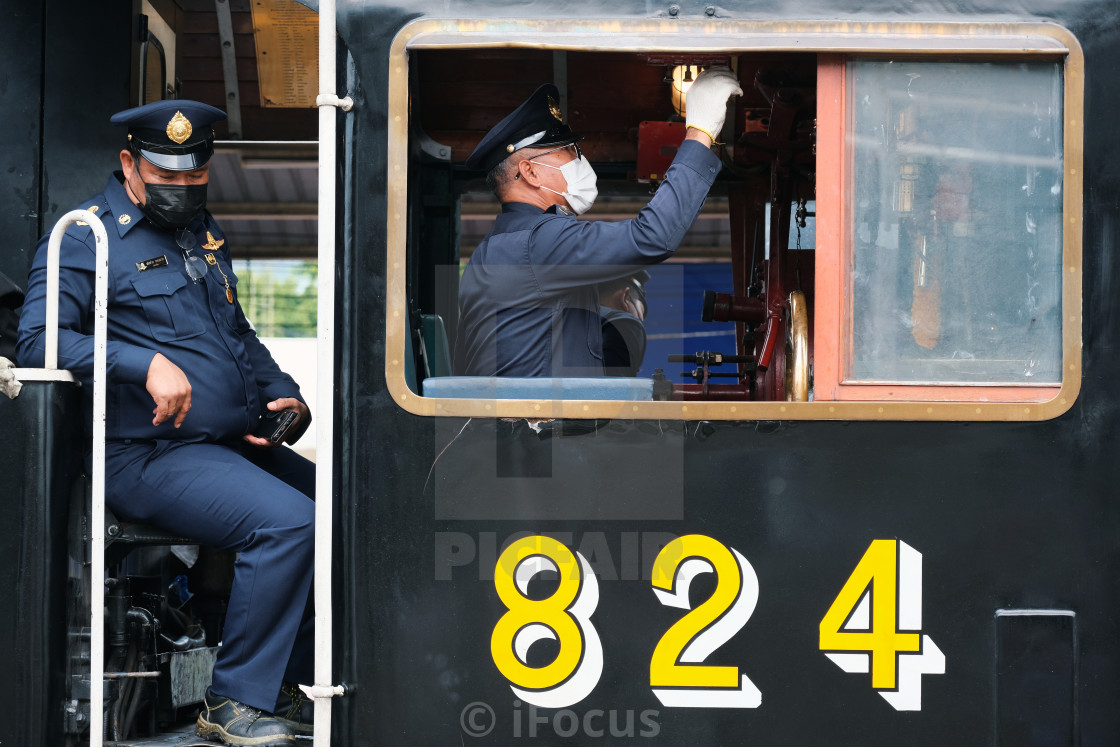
[670,64,696,117]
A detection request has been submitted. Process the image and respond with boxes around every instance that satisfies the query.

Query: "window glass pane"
[848,60,1063,383]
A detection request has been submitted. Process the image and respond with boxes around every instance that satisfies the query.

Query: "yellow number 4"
[819,539,945,711]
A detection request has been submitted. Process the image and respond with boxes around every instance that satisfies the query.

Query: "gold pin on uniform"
[203,232,225,252]
[202,250,235,303]
[199,234,233,302]
[200,235,232,302]
[76,205,100,226]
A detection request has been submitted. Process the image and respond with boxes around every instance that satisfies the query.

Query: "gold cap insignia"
[166,111,193,145]
[202,232,225,252]
[547,95,563,122]
[119,214,131,225]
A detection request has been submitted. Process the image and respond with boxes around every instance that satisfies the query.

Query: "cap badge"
[166,111,193,145]
[547,95,563,122]
[202,232,225,252]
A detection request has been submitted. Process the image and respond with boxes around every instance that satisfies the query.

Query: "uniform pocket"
[131,271,205,341]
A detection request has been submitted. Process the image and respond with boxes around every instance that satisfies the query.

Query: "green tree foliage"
[232,260,318,338]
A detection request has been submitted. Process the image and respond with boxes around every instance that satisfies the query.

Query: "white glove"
[685,68,743,142]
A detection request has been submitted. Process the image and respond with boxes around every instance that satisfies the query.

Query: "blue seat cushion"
[421,376,653,401]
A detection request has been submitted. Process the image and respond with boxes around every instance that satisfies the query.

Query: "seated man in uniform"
[598,270,650,377]
[17,100,314,746]
[453,69,742,377]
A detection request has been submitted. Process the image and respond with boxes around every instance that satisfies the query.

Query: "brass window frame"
[385,19,1082,422]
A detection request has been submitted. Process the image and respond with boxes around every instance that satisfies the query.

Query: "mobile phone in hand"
[252,408,299,443]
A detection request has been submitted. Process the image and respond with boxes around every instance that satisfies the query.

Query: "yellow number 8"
[491,535,603,708]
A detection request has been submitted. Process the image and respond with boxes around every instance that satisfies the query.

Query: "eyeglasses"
[530,143,583,162]
[176,228,209,281]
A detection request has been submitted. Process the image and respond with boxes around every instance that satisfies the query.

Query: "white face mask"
[533,155,598,215]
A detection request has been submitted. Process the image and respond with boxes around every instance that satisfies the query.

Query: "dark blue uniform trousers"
[105,439,316,712]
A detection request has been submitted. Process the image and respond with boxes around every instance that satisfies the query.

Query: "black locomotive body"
[1,0,1118,744]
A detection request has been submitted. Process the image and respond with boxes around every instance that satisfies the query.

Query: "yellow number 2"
[649,535,761,708]
[819,539,945,711]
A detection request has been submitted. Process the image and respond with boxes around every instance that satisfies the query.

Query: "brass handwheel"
[784,290,810,402]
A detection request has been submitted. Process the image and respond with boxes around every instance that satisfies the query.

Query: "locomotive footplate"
[105,724,312,745]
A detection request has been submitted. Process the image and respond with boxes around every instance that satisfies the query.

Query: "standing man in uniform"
[453,68,742,377]
[17,100,314,745]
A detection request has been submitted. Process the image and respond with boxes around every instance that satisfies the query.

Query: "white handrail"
[313,1,351,745]
[44,212,108,371]
[44,210,109,747]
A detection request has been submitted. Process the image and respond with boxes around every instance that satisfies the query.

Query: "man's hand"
[146,353,192,428]
[685,68,744,144]
[243,397,311,448]
[621,289,645,321]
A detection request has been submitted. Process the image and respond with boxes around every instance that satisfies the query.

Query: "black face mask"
[138,180,208,231]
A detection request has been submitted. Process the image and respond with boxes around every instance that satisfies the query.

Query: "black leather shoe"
[196,688,296,745]
[274,682,314,736]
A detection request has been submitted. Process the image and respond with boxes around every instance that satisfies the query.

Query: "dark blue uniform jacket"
[454,139,721,377]
[16,172,303,442]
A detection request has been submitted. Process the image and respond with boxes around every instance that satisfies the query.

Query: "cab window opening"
[392,33,1078,420]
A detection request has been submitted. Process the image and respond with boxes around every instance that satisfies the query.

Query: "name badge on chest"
[135,255,169,272]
